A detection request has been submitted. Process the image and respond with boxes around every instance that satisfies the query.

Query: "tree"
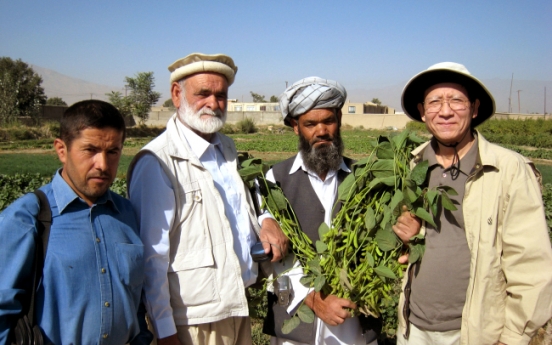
[106,91,132,119]
[250,91,266,103]
[269,95,278,102]
[107,71,161,125]
[46,97,67,106]
[0,57,46,125]
[126,72,161,124]
[371,98,382,106]
[163,98,175,109]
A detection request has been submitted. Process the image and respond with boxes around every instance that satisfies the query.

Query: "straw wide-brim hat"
[401,62,495,127]
[168,53,238,85]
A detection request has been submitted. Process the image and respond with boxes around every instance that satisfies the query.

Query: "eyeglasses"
[423,98,471,113]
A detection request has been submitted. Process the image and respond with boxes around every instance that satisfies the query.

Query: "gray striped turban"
[280,76,347,126]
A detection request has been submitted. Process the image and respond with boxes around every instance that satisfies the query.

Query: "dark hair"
[60,100,126,147]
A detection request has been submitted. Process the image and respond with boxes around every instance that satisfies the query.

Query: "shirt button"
[101,268,106,274]
[96,237,101,243]
[103,334,108,339]
[194,194,202,202]
[104,302,110,307]
[442,173,447,178]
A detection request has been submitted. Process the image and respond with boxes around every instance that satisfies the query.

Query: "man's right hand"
[304,291,356,326]
[157,334,182,345]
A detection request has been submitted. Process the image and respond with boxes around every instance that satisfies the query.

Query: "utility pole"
[517,90,522,113]
[545,87,547,119]
[508,73,514,113]
[285,81,288,88]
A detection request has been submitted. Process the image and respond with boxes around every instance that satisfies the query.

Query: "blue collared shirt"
[0,171,147,345]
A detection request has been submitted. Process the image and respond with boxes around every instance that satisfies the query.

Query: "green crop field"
[1,129,551,183]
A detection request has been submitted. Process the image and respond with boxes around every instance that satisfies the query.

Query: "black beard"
[298,130,344,177]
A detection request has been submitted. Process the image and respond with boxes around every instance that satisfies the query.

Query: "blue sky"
[1,0,551,104]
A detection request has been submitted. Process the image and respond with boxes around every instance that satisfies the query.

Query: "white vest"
[128,115,261,325]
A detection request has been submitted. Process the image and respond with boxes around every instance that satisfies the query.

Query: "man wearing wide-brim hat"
[127,53,288,345]
[395,62,552,345]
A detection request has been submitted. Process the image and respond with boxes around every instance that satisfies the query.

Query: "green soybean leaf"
[297,304,315,323]
[391,130,409,150]
[316,240,328,253]
[375,228,398,252]
[269,189,288,211]
[431,196,439,216]
[389,190,404,212]
[308,259,322,276]
[282,316,301,334]
[425,189,438,206]
[409,243,425,264]
[380,191,391,204]
[410,160,429,186]
[364,207,376,231]
[241,158,262,168]
[300,275,314,287]
[314,274,326,292]
[353,156,375,167]
[374,264,397,280]
[338,174,356,201]
[376,142,394,159]
[318,223,330,239]
[408,131,426,144]
[406,187,418,203]
[438,185,458,196]
[413,207,436,227]
[238,165,260,182]
[441,193,458,211]
[371,159,394,177]
[365,251,375,267]
[380,207,391,231]
[368,176,396,189]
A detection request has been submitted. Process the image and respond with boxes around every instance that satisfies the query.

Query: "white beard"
[177,99,227,134]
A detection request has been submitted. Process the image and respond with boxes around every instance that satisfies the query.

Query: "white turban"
[279,76,347,126]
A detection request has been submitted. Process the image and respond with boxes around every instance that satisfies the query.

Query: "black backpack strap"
[34,190,52,260]
[27,190,52,327]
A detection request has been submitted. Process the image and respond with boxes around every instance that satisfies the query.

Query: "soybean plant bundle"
[238,130,457,338]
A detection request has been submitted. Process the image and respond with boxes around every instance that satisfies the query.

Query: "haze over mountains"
[33,65,551,114]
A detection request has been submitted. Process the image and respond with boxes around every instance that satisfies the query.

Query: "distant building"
[227,100,394,115]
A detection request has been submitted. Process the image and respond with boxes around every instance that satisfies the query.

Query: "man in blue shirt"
[0,100,152,345]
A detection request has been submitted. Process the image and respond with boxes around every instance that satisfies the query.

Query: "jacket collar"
[411,130,497,172]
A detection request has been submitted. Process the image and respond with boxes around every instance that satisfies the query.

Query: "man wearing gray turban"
[261,77,380,345]
[280,76,347,127]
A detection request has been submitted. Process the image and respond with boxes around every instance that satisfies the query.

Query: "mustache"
[88,172,111,179]
[200,107,224,117]
[311,135,333,145]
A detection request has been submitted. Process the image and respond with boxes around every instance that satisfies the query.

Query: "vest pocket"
[168,249,219,306]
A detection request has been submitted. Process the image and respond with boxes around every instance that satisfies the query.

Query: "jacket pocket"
[168,248,219,306]
[115,243,145,290]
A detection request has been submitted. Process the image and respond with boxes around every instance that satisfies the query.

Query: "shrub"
[219,124,235,134]
[237,118,257,134]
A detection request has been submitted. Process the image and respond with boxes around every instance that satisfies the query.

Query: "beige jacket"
[128,115,261,325]
[398,132,552,344]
